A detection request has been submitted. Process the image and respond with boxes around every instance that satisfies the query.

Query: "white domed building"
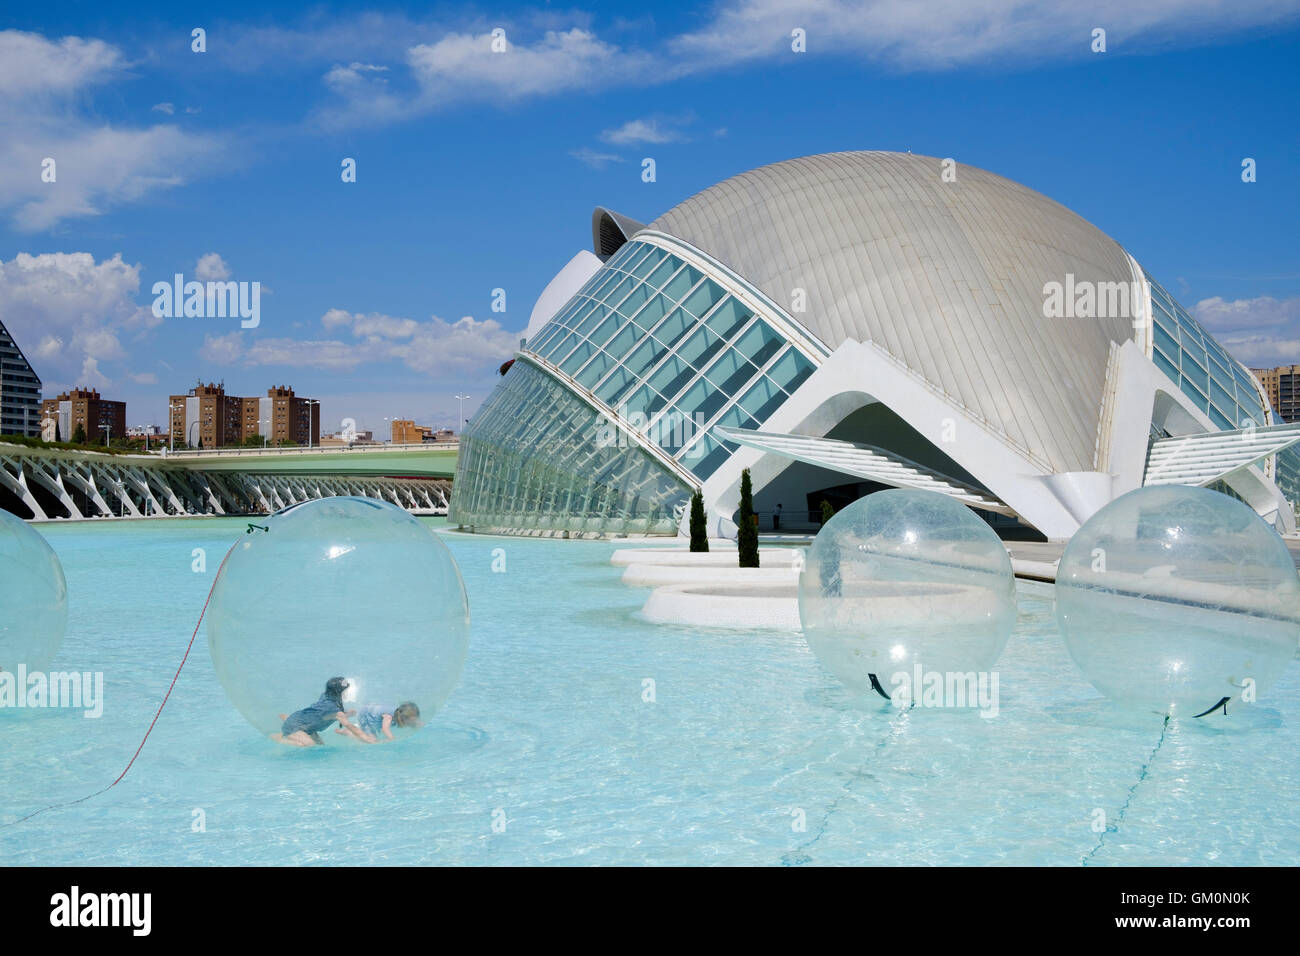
[452,152,1299,539]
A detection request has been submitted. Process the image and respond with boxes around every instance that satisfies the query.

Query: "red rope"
[2,542,237,828]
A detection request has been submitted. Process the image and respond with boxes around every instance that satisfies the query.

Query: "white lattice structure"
[0,445,450,521]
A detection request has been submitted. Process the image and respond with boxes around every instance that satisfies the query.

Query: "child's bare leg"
[274,730,316,747]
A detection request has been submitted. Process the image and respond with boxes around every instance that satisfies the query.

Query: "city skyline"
[1,2,1298,436]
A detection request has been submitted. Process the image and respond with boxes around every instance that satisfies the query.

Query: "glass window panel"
[661,264,703,301]
[676,325,725,372]
[606,241,639,271]
[768,348,815,393]
[622,383,661,419]
[1152,323,1179,359]
[704,348,761,397]
[624,336,666,379]
[545,330,580,362]
[627,293,669,330]
[589,269,624,301]
[652,307,694,351]
[681,279,725,319]
[576,350,615,389]
[601,275,637,306]
[559,338,597,375]
[595,366,637,406]
[603,321,644,360]
[1207,404,1234,430]
[676,378,727,422]
[654,409,704,455]
[732,321,784,367]
[1209,379,1235,416]
[682,434,732,480]
[617,283,651,318]
[630,246,665,279]
[705,298,753,341]
[527,323,563,356]
[647,354,695,402]
[1181,352,1209,392]
[586,311,621,348]
[645,255,682,290]
[567,303,602,336]
[736,376,788,422]
[714,403,757,431]
[1153,347,1179,385]
[1208,355,1233,391]
[620,243,654,274]
[1180,376,1208,409]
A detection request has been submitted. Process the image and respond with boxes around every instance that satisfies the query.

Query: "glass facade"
[450,359,691,534]
[525,239,815,479]
[1146,271,1269,430]
[452,237,818,534]
[452,238,816,535]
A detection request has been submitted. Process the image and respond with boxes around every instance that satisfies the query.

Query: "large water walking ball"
[207,497,469,739]
[0,509,68,676]
[798,488,1016,700]
[1056,485,1300,716]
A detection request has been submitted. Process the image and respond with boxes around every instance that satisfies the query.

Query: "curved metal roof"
[647,151,1138,474]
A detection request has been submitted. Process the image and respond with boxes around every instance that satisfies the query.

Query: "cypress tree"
[820,499,835,525]
[737,468,759,568]
[689,490,708,552]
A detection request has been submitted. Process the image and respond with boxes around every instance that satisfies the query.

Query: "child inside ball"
[272,676,364,746]
[336,701,423,743]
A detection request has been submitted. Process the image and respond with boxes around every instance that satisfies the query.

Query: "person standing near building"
[773,502,782,531]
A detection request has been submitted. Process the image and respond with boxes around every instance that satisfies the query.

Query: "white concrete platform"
[610,546,802,568]
[640,581,802,630]
[622,563,799,588]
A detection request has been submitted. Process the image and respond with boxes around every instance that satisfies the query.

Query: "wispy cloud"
[1196,294,1300,367]
[570,147,626,169]
[201,308,522,374]
[600,117,688,146]
[0,30,224,230]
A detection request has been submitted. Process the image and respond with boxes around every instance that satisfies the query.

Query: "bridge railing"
[161,441,459,459]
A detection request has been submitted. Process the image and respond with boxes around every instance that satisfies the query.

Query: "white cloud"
[297,2,1300,130]
[1195,294,1300,368]
[195,252,232,281]
[669,0,1300,71]
[152,102,175,114]
[0,252,158,390]
[0,29,224,230]
[570,147,625,169]
[600,118,686,146]
[200,309,521,374]
[0,31,121,96]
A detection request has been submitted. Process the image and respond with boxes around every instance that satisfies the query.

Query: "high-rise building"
[1251,365,1300,423]
[0,319,43,437]
[169,382,320,448]
[40,388,127,444]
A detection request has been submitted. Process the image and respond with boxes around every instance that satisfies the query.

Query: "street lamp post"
[100,424,111,446]
[455,394,470,433]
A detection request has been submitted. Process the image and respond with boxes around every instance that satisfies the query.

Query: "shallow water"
[1,517,1296,865]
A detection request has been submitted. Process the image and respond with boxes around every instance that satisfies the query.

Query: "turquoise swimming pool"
[2,517,1297,865]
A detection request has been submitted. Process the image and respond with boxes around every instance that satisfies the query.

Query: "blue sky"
[1,1,1298,436]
